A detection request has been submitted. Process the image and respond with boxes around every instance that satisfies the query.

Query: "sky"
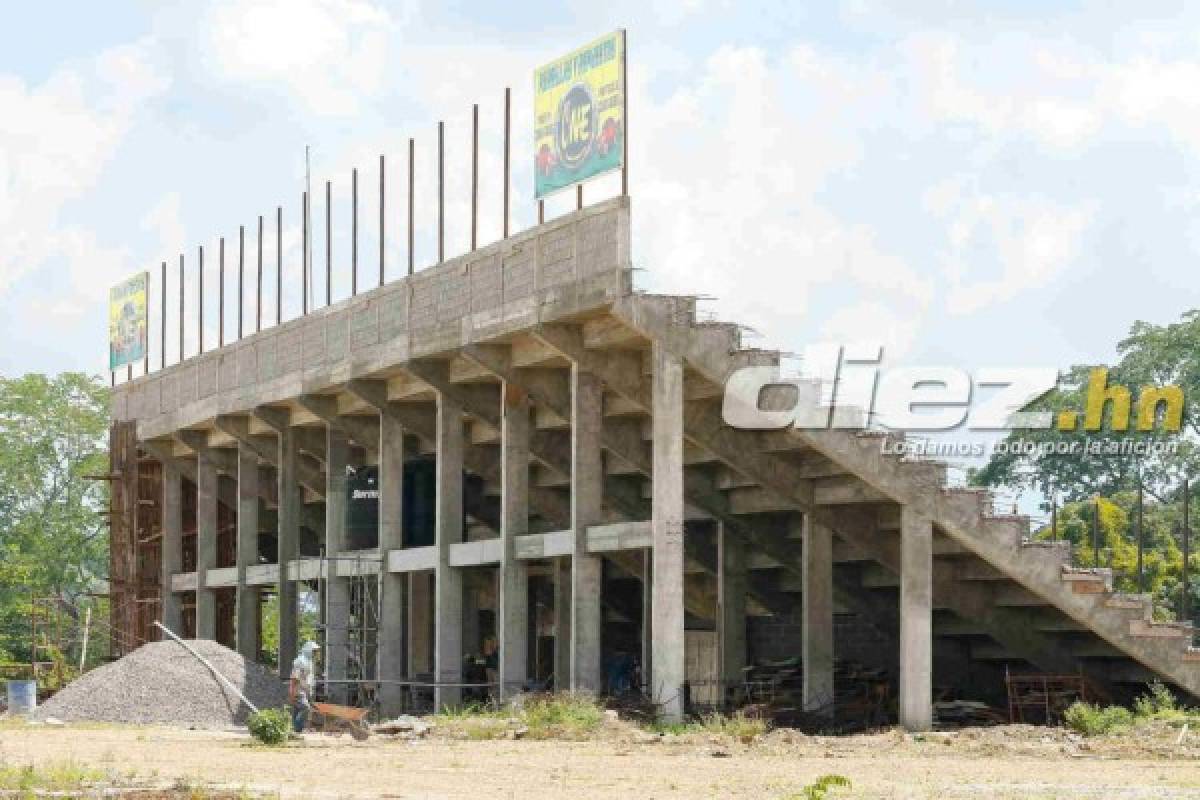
[2,1,1198,501]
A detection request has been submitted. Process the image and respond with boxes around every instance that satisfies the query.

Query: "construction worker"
[289,641,320,734]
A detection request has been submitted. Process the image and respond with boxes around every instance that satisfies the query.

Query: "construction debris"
[374,715,432,737]
[33,640,286,728]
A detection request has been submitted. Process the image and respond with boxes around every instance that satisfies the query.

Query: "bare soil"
[3,720,1200,799]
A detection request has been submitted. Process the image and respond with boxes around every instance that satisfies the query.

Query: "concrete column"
[651,342,686,722]
[802,514,834,716]
[160,462,184,634]
[900,506,933,731]
[553,557,571,689]
[717,522,746,701]
[499,389,530,699]
[640,550,652,692]
[571,367,604,693]
[324,426,350,703]
[377,413,406,716]
[235,445,260,661]
[408,571,433,677]
[434,394,464,710]
[195,454,218,640]
[277,426,300,681]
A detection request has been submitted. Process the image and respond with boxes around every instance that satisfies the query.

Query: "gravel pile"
[35,639,286,728]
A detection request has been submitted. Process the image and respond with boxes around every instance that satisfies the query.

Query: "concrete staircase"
[609,291,1200,699]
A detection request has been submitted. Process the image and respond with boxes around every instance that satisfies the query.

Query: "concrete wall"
[112,198,632,439]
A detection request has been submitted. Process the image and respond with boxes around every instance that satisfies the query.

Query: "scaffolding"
[317,550,383,711]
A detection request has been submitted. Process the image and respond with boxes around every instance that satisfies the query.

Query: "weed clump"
[247,708,292,745]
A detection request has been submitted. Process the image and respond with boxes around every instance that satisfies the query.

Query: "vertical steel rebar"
[218,237,225,348]
[352,167,358,296]
[577,183,582,211]
[1050,491,1057,542]
[1092,496,1100,566]
[178,254,184,362]
[302,191,308,314]
[408,138,414,276]
[379,154,385,286]
[471,103,478,251]
[438,121,444,263]
[503,88,510,238]
[326,180,332,306]
[276,207,282,325]
[256,215,263,332]
[160,261,166,370]
[198,245,204,354]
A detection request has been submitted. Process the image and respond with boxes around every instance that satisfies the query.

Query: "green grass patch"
[782,774,851,800]
[647,711,768,740]
[0,760,106,791]
[433,694,606,741]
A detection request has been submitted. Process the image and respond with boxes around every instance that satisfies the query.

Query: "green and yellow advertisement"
[534,30,625,198]
[109,271,147,370]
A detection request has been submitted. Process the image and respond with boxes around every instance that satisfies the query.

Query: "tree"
[0,373,109,667]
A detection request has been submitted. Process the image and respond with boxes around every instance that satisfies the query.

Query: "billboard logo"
[722,344,1184,433]
[556,84,596,169]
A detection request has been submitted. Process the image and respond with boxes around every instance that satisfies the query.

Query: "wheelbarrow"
[311,701,371,741]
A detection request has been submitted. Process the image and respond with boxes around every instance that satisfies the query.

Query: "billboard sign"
[534,30,625,199]
[109,271,148,371]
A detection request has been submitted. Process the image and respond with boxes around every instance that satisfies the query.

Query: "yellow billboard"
[109,271,148,371]
[534,30,625,199]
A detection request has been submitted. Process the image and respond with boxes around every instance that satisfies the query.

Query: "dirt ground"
[3,721,1200,799]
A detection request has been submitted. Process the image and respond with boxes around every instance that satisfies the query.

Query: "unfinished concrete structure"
[110,196,1200,729]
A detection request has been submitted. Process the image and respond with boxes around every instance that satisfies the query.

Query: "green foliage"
[0,760,104,791]
[258,591,318,668]
[1134,681,1178,718]
[433,693,605,741]
[247,708,292,745]
[1063,702,1135,736]
[0,372,109,669]
[648,711,768,740]
[783,774,851,800]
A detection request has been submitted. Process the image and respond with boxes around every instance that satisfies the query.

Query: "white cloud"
[0,38,168,303]
[201,0,395,117]
[632,44,932,351]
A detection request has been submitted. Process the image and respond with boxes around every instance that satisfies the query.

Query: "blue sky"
[3,1,1198,462]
